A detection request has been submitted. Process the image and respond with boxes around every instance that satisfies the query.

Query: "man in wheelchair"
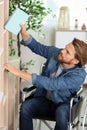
[5,24,87,130]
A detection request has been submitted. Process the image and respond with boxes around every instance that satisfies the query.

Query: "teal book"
[4,8,29,35]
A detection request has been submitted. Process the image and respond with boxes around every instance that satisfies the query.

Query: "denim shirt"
[21,35,86,104]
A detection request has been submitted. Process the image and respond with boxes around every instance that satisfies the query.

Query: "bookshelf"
[0,1,20,130]
[0,1,9,130]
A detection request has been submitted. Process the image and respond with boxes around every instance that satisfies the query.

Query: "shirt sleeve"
[20,35,61,59]
[21,35,33,46]
[31,71,86,91]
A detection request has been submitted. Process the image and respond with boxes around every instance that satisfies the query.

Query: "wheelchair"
[20,63,87,130]
[20,83,87,130]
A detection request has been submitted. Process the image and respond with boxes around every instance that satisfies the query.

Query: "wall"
[45,0,87,27]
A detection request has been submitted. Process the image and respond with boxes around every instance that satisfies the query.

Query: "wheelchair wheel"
[76,97,87,130]
[82,105,87,130]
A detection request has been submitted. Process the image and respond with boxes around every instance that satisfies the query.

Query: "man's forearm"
[5,64,32,81]
[18,69,32,81]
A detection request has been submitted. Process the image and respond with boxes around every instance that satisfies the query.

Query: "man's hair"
[72,38,87,67]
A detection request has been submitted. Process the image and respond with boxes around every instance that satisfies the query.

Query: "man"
[5,24,87,130]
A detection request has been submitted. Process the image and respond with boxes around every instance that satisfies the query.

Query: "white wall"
[45,0,87,28]
[13,0,87,74]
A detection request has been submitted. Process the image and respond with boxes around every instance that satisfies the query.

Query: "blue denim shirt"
[21,35,86,104]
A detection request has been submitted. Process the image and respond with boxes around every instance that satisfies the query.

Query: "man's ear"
[72,59,79,65]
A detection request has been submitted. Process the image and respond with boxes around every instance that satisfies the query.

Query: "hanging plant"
[21,59,35,72]
[9,0,52,32]
[9,0,53,57]
[9,39,16,56]
[9,0,55,72]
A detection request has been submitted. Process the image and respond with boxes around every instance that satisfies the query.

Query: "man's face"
[57,43,78,65]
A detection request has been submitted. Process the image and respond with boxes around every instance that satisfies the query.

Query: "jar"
[74,19,78,29]
[81,23,86,30]
[58,6,70,30]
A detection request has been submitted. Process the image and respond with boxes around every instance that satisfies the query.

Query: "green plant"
[9,0,51,32]
[9,0,53,57]
[9,39,16,56]
[8,0,55,74]
[21,59,35,72]
[9,38,35,72]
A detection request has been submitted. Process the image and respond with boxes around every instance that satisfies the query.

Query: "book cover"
[4,8,29,35]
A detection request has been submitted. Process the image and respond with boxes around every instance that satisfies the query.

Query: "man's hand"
[5,63,32,81]
[20,24,27,33]
[5,63,17,73]
[20,24,30,41]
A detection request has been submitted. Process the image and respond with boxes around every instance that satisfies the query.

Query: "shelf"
[56,27,87,32]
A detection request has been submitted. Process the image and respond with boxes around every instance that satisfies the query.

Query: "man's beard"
[57,53,73,65]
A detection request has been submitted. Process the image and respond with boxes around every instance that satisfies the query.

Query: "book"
[4,8,29,35]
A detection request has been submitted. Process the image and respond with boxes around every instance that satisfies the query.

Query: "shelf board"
[56,27,87,32]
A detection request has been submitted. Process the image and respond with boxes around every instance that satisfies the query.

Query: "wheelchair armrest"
[70,86,83,108]
[21,86,36,102]
[23,86,36,93]
[75,86,83,97]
